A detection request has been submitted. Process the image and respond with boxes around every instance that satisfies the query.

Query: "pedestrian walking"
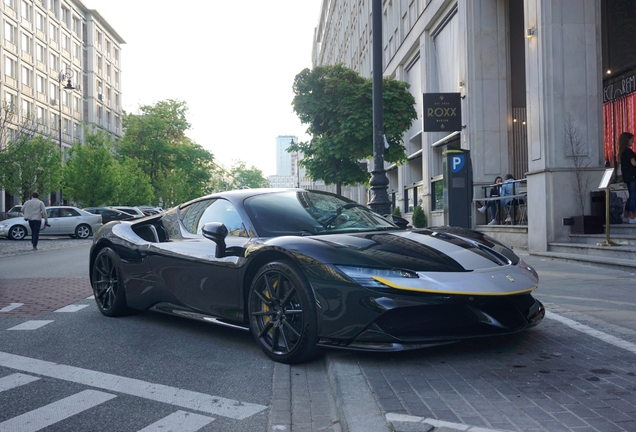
[22,192,49,250]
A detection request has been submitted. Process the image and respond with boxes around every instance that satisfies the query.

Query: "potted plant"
[412,205,427,228]
[564,114,603,234]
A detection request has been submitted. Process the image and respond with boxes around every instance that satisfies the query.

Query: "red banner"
[603,93,636,165]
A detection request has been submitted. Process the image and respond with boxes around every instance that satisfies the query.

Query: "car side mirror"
[202,222,228,258]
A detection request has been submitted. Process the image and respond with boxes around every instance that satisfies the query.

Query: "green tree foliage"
[119,100,215,205]
[119,99,191,191]
[63,130,154,207]
[290,64,417,191]
[110,158,154,206]
[230,160,270,189]
[412,205,427,228]
[1,136,61,202]
[63,130,118,206]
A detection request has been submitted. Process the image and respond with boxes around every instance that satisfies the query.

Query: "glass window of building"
[5,22,15,43]
[50,53,57,70]
[37,106,45,124]
[36,11,44,31]
[21,0,30,20]
[36,74,45,93]
[22,99,30,116]
[5,0,14,9]
[21,33,31,54]
[22,66,31,86]
[49,23,57,41]
[6,93,15,111]
[36,43,44,61]
[5,57,15,78]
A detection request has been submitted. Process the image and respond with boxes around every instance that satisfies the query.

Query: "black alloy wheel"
[248,261,321,364]
[8,225,27,240]
[91,247,133,317]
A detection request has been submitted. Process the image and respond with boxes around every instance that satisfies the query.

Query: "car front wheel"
[8,225,27,240]
[248,261,321,364]
[75,224,91,239]
[91,247,134,317]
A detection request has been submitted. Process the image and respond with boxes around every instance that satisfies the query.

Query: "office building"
[1,0,124,209]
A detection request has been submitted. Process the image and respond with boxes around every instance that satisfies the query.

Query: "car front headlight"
[336,265,419,288]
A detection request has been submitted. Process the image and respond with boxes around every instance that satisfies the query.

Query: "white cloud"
[82,0,320,176]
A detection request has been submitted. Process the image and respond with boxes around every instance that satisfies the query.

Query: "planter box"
[571,215,604,234]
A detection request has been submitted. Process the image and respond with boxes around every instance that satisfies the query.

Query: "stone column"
[524,0,604,252]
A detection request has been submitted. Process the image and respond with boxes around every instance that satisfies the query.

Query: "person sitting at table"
[478,176,503,225]
[501,173,521,223]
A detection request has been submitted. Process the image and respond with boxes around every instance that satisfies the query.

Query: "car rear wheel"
[75,224,91,239]
[91,247,134,317]
[248,261,321,364]
[8,225,27,240]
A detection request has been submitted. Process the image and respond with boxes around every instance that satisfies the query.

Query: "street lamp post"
[367,0,391,215]
[57,69,75,204]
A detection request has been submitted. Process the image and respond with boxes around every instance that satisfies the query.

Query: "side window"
[47,208,59,218]
[180,199,246,237]
[60,208,79,217]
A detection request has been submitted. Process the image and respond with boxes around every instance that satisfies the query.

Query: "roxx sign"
[423,93,462,132]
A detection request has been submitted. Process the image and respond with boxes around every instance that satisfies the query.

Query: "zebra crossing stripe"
[0,303,23,313]
[53,305,89,313]
[0,389,116,432]
[7,321,54,331]
[0,351,267,420]
[137,410,215,432]
[0,373,40,392]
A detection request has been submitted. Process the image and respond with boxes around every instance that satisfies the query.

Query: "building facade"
[312,0,613,252]
[269,135,314,189]
[1,0,124,209]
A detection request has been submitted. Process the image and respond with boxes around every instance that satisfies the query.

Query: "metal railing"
[475,178,527,226]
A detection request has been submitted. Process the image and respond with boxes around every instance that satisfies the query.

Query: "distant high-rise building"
[276,135,295,176]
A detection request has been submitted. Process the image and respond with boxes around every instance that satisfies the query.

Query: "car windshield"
[244,190,397,237]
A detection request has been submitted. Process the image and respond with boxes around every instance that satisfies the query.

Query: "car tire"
[75,224,91,239]
[248,261,321,364]
[8,225,27,241]
[91,247,135,317]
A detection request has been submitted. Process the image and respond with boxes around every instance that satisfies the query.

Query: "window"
[5,57,16,78]
[5,22,16,43]
[36,75,45,93]
[50,53,57,70]
[114,47,119,63]
[51,112,58,129]
[62,7,70,27]
[37,106,45,123]
[73,96,79,112]
[22,99,30,116]
[22,66,31,86]
[74,122,81,137]
[49,23,57,41]
[181,199,247,237]
[21,33,31,54]
[21,0,30,20]
[61,33,69,50]
[73,16,80,36]
[5,0,14,9]
[63,117,70,133]
[62,89,69,106]
[73,42,80,59]
[36,12,44,31]
[36,43,44,61]
[6,93,15,111]
[50,82,58,99]
[96,54,102,74]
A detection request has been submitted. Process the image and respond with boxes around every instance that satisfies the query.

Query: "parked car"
[0,206,102,240]
[84,207,138,224]
[7,205,23,219]
[89,188,544,364]
[112,206,145,219]
[136,206,163,216]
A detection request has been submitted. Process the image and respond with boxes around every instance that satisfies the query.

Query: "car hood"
[268,228,517,273]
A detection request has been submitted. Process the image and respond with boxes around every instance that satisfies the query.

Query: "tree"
[412,205,427,228]
[1,136,61,203]
[119,99,191,191]
[290,64,417,193]
[0,102,42,176]
[111,158,154,206]
[230,160,270,189]
[62,130,118,206]
[564,113,592,216]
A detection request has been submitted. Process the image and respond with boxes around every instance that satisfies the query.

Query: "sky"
[81,0,323,176]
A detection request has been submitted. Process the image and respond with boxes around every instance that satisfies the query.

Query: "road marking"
[7,321,54,331]
[546,311,636,355]
[0,389,116,432]
[0,373,40,392]
[386,413,512,432]
[0,303,23,312]
[137,410,215,432]
[0,351,267,420]
[54,305,89,313]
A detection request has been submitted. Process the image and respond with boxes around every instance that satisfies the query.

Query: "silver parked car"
[6,205,23,219]
[0,206,102,240]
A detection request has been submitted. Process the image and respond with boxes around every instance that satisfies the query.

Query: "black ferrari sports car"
[89,188,544,364]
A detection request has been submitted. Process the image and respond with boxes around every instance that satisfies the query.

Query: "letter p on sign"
[451,155,465,173]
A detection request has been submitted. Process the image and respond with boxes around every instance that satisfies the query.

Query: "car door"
[146,199,250,318]
[57,207,82,234]
[44,208,61,234]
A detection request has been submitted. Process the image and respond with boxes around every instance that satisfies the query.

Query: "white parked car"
[0,206,102,240]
